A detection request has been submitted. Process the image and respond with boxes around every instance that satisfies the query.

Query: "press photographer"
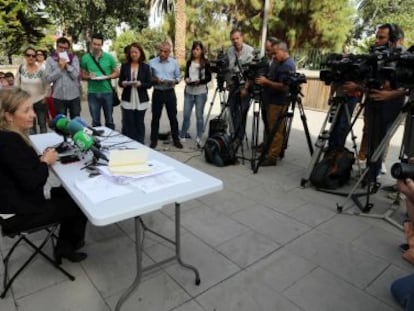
[254,39,296,166]
[225,29,254,143]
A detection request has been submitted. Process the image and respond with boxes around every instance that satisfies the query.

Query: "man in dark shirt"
[255,40,296,166]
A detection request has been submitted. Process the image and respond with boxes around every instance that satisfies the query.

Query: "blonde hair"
[0,88,32,143]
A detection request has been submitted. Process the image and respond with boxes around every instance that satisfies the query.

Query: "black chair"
[1,222,75,298]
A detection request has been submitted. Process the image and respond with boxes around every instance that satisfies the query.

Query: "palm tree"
[149,0,186,65]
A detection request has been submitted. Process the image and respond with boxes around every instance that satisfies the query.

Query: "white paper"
[131,170,191,193]
[58,51,70,62]
[98,159,174,184]
[75,176,133,204]
[91,75,109,80]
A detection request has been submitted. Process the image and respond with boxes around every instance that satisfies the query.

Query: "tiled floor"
[0,82,409,310]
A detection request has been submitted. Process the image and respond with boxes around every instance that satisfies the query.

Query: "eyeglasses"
[25,53,36,58]
[36,53,44,57]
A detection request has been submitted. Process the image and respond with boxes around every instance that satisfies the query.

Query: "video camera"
[240,51,269,99]
[210,49,229,90]
[320,46,414,89]
[282,72,307,94]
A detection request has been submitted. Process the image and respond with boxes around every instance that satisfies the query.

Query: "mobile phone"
[60,154,80,164]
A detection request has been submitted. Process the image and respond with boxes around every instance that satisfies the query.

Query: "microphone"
[49,114,70,136]
[73,117,103,136]
[72,131,108,162]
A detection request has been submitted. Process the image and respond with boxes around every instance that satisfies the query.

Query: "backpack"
[204,132,236,167]
[208,117,227,137]
[310,148,355,189]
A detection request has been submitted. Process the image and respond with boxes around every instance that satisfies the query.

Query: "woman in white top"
[180,41,212,148]
[118,43,152,143]
[15,47,50,133]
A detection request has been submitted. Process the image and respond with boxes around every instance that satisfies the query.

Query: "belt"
[154,88,174,92]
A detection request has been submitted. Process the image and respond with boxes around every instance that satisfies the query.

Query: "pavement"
[0,82,411,311]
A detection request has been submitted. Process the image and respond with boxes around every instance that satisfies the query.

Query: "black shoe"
[173,140,183,149]
[150,141,157,149]
[74,240,85,250]
[400,243,409,253]
[55,245,87,264]
[261,158,277,166]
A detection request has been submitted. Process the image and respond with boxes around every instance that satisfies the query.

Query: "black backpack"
[204,132,236,167]
[310,148,355,189]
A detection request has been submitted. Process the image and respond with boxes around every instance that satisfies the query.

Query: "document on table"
[131,170,191,193]
[74,175,133,204]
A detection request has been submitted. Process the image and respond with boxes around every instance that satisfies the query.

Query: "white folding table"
[30,129,223,310]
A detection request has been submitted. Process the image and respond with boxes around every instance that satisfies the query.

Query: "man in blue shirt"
[255,40,296,166]
[149,42,183,149]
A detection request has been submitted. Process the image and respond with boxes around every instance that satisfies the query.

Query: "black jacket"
[118,62,152,103]
[184,59,212,85]
[0,130,48,215]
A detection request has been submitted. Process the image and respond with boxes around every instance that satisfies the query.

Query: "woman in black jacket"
[0,88,87,263]
[180,40,212,148]
[118,42,152,144]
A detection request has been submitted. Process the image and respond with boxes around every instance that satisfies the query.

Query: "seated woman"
[0,88,87,263]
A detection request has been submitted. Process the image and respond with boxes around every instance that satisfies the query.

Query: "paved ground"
[0,82,411,311]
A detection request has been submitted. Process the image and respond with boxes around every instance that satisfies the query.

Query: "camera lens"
[391,162,414,179]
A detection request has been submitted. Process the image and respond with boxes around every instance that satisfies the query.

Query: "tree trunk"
[174,0,186,66]
[8,54,13,65]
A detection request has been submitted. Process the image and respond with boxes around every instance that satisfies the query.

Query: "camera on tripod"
[282,72,307,93]
[241,51,269,100]
[210,49,229,90]
[320,46,414,89]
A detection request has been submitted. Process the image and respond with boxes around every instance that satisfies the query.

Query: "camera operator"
[257,37,280,150]
[225,29,254,144]
[254,40,296,166]
[344,23,407,180]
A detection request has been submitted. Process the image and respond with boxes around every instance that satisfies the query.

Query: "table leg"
[175,203,201,285]
[115,216,143,311]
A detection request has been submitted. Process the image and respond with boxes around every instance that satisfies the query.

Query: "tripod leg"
[201,87,219,139]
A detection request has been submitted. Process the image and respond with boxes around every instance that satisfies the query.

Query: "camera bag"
[204,132,236,167]
[208,117,227,137]
[310,148,355,189]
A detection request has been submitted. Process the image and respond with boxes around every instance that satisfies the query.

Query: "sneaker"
[185,133,192,139]
[179,136,186,142]
[381,162,387,174]
[196,137,201,148]
[173,140,183,149]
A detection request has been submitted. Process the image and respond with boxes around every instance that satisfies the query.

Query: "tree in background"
[356,0,414,47]
[42,0,148,46]
[0,0,49,64]
[112,29,167,63]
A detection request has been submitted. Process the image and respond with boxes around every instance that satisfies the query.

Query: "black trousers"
[2,187,87,248]
[150,89,179,142]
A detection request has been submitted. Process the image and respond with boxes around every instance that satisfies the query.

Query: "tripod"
[301,95,363,188]
[201,83,235,143]
[336,98,411,230]
[253,83,313,173]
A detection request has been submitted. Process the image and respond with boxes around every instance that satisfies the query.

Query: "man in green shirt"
[80,33,119,129]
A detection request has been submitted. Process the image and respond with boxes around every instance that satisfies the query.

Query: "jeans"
[122,108,146,144]
[328,96,358,151]
[181,92,207,139]
[32,100,48,134]
[365,98,403,180]
[87,92,115,129]
[54,97,81,119]
[391,274,414,310]
[150,89,179,142]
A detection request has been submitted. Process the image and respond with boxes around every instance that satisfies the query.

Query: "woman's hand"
[40,148,58,165]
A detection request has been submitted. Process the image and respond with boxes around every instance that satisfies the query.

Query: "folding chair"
[0,222,75,298]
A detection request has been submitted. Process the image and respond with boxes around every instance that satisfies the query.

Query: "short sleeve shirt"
[80,52,118,93]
